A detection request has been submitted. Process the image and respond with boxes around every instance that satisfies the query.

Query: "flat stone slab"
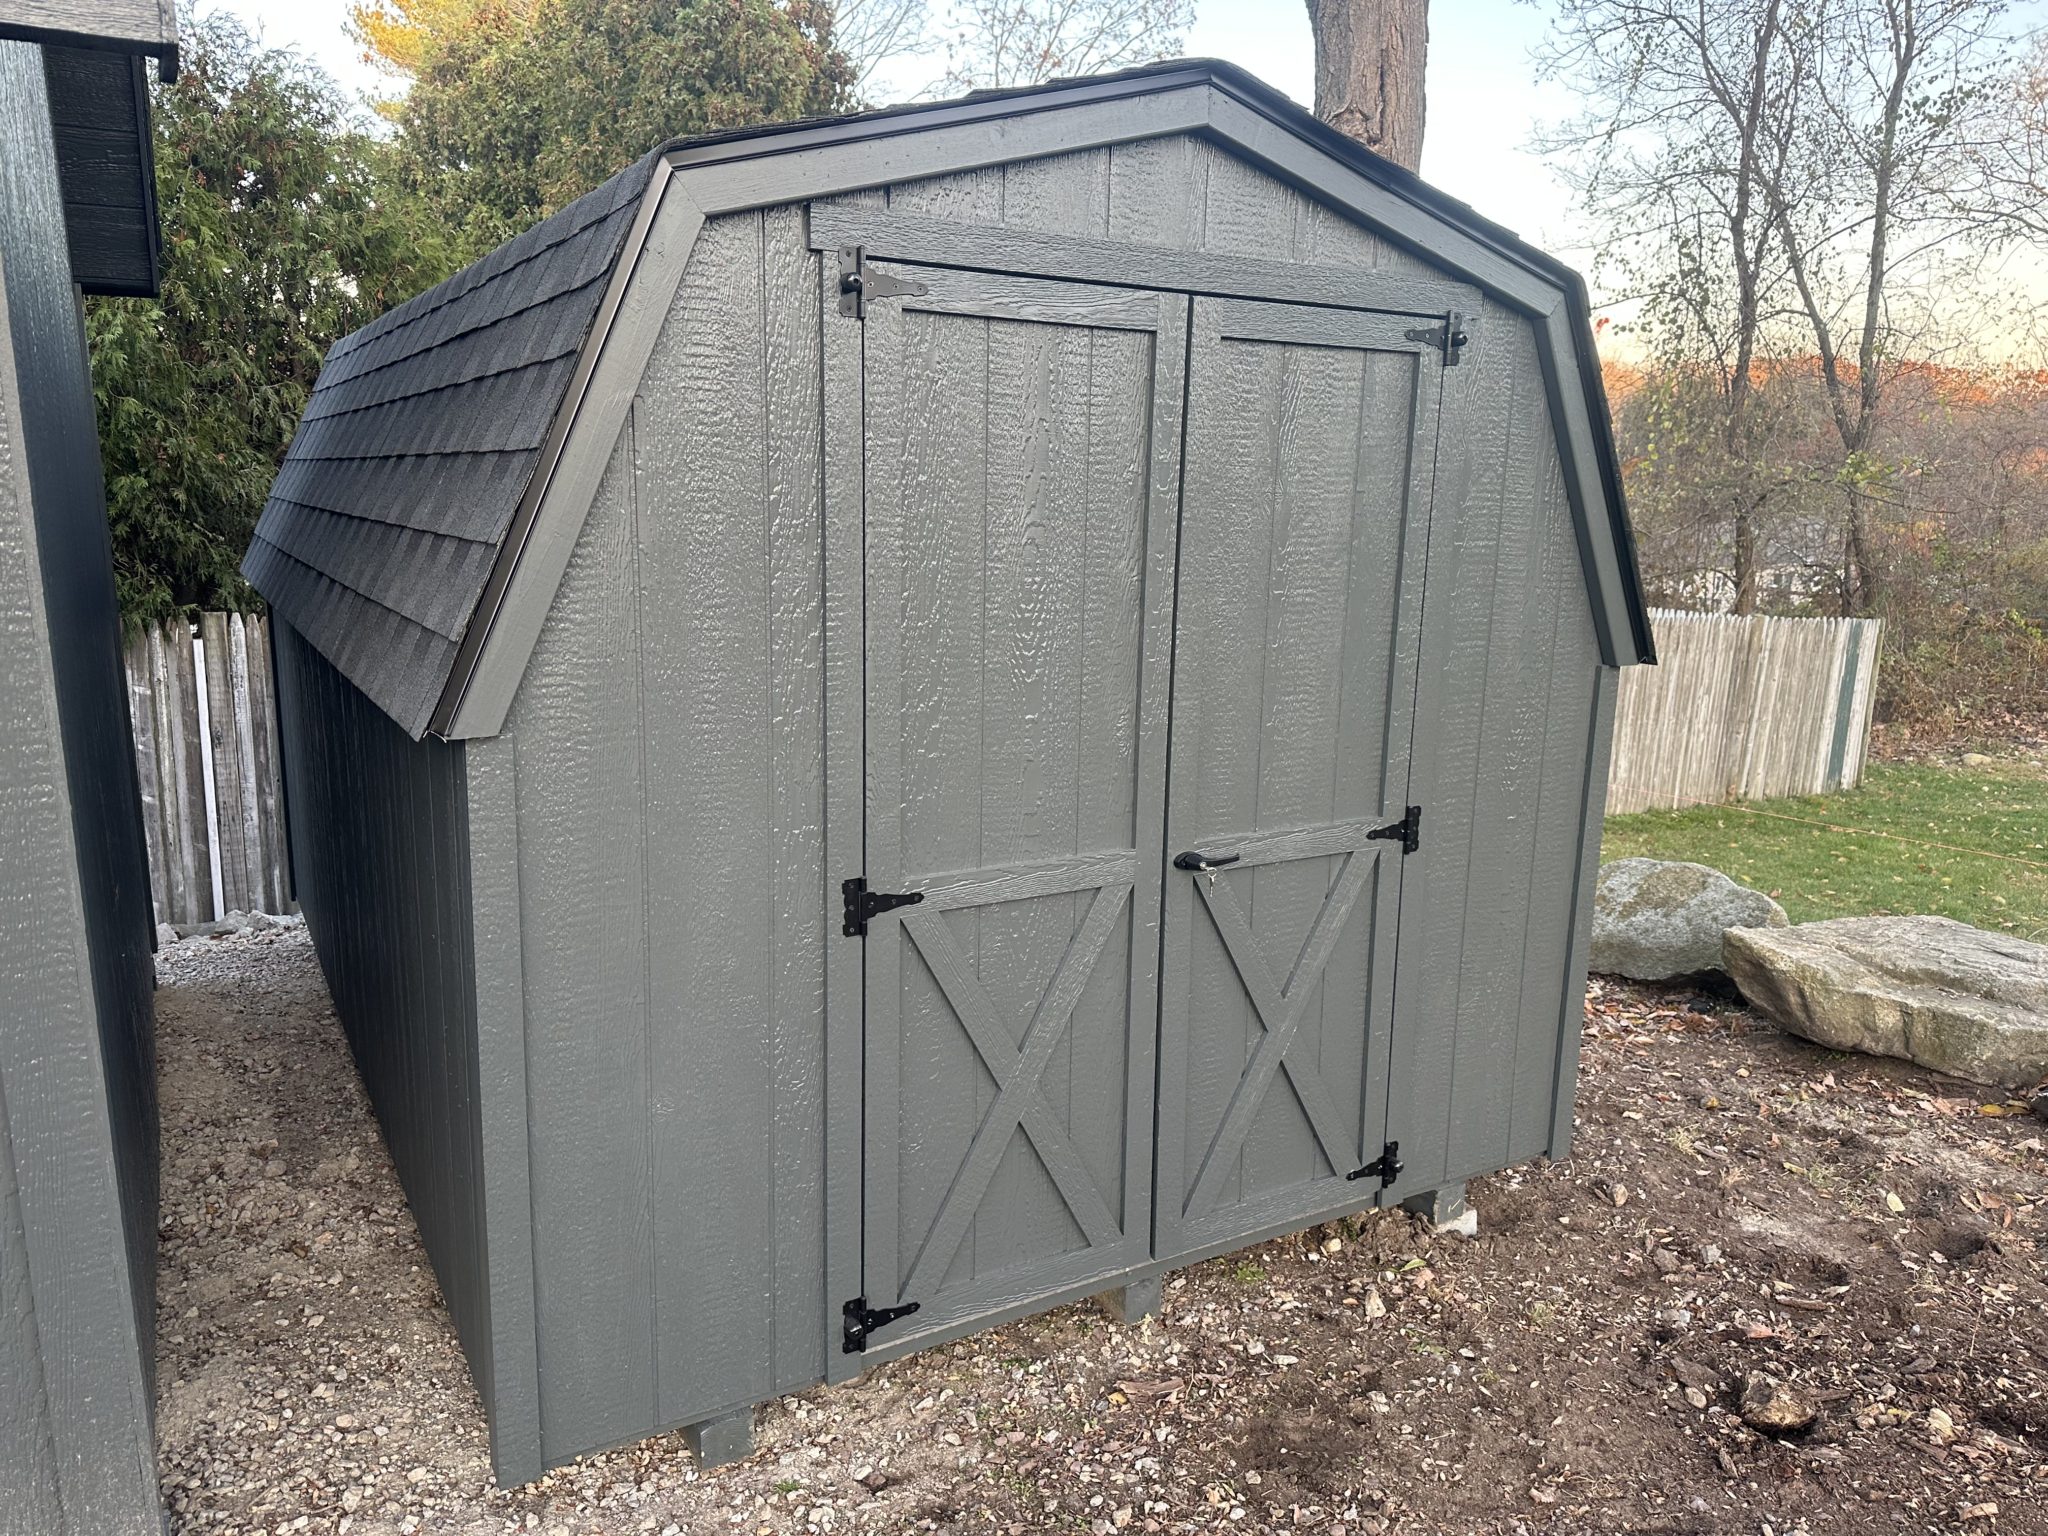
[1724,916,2048,1088]
[1590,858,1786,981]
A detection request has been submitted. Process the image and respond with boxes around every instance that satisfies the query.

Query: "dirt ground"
[153,926,2048,1536]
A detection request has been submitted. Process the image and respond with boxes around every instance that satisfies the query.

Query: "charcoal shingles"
[242,152,661,734]
[301,281,603,423]
[245,535,455,738]
[257,501,495,641]
[262,452,535,544]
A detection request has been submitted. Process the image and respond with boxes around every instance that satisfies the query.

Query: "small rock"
[1683,1386,1709,1410]
[1961,752,1994,767]
[1653,1306,1693,1336]
[1927,1406,1958,1443]
[1651,1246,1680,1274]
[1672,1356,1720,1393]
[1361,1286,1388,1320]
[1739,1372,1817,1434]
[1699,1243,1722,1266]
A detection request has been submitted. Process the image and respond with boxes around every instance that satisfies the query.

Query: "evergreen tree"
[88,11,456,622]
[389,0,857,255]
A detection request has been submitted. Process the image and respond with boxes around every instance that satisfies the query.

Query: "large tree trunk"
[1304,0,1429,170]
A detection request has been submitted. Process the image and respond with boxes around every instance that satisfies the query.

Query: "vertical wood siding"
[1387,313,1611,1192]
[123,613,290,925]
[269,620,496,1456]
[487,203,833,1463]
[875,134,1430,274]
[1607,610,1882,814]
[0,39,159,1535]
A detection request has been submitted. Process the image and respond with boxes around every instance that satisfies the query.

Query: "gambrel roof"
[242,154,657,735]
[244,58,1652,741]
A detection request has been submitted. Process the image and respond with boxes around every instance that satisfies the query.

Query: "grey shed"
[0,4,176,1532]
[244,60,1654,1486]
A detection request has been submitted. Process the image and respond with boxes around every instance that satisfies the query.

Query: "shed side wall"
[1387,304,1610,1194]
[271,619,496,1421]
[492,203,835,1465]
[0,39,159,1536]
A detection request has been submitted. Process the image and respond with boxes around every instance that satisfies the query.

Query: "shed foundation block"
[1401,1182,1477,1237]
[683,1407,754,1469]
[1095,1274,1163,1324]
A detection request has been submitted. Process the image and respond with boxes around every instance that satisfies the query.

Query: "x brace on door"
[1182,843,1377,1219]
[894,881,1133,1301]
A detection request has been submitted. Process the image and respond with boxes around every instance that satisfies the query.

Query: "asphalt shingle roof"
[241,151,660,737]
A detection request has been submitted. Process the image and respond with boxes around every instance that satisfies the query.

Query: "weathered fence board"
[125,606,1873,910]
[1607,608,1882,815]
[124,613,290,925]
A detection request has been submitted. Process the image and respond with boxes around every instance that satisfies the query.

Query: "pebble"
[1739,1372,1818,1434]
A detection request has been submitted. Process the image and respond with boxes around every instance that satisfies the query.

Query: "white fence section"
[1607,608,1882,815]
[124,612,290,925]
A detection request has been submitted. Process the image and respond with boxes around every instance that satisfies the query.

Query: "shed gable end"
[244,61,1648,746]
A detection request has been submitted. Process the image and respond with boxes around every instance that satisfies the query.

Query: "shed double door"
[839,261,1441,1352]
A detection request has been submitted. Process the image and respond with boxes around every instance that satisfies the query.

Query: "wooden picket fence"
[124,612,290,926]
[119,605,1874,913]
[1607,608,1883,815]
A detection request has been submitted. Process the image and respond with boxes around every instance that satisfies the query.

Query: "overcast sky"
[227,0,1589,250]
[219,0,2048,346]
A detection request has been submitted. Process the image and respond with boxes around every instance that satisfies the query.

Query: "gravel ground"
[154,926,2048,1536]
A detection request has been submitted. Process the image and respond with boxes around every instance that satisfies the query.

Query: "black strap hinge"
[838,246,929,318]
[1367,805,1422,855]
[842,876,924,937]
[1404,311,1470,365]
[1347,1141,1403,1188]
[842,1296,920,1353]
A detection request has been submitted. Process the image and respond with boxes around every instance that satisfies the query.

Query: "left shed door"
[838,262,1188,1354]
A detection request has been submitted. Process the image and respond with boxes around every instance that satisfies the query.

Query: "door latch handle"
[1173,850,1242,873]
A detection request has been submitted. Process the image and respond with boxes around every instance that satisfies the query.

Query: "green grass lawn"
[1601,759,2048,938]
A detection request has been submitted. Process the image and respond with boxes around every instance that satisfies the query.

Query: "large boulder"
[1590,858,1787,981]
[1723,916,2048,1088]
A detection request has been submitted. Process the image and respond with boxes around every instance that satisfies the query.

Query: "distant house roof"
[0,0,178,80]
[244,59,1653,740]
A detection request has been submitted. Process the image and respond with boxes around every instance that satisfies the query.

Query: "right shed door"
[1154,297,1443,1264]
